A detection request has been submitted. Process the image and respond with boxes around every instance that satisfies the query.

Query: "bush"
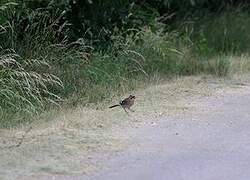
[183,8,250,55]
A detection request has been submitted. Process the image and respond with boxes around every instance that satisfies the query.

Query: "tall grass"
[112,28,231,76]
[0,2,64,127]
[0,52,62,127]
[1,1,250,127]
[181,7,250,55]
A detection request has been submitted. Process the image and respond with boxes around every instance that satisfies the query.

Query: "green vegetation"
[1,0,250,127]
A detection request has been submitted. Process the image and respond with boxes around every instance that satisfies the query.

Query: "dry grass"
[229,54,250,74]
[0,74,250,179]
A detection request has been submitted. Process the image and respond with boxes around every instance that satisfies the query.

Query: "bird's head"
[129,95,136,99]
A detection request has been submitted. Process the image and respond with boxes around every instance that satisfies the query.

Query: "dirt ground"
[83,77,250,180]
[0,74,249,180]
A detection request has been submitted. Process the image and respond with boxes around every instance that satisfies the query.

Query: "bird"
[109,95,136,113]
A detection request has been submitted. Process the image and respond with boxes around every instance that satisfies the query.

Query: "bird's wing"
[120,98,129,105]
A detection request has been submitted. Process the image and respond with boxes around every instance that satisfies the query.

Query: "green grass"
[181,7,250,55]
[1,5,250,127]
[0,52,62,127]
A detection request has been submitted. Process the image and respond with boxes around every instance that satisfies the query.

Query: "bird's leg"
[128,107,135,112]
[123,107,129,114]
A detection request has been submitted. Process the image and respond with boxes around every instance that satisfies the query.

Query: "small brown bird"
[109,95,136,113]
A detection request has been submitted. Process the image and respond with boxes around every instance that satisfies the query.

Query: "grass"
[181,7,250,55]
[0,52,62,127]
[1,6,250,127]
[1,2,250,178]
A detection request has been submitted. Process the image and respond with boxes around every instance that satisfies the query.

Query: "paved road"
[83,86,250,180]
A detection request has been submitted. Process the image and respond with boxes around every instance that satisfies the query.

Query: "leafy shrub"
[182,7,250,55]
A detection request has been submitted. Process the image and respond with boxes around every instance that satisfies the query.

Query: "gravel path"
[82,86,250,180]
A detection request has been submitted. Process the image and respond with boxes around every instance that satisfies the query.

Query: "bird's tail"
[109,104,120,108]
